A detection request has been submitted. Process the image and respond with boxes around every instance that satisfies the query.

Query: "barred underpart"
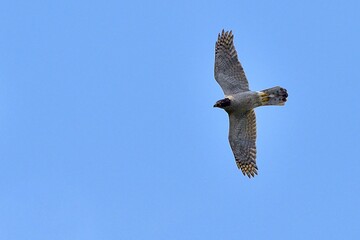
[214,29,249,95]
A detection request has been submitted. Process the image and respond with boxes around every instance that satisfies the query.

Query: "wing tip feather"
[236,160,258,178]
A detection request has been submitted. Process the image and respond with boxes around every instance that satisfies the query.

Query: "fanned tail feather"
[259,86,288,106]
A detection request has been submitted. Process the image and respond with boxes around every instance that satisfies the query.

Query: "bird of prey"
[213,30,288,178]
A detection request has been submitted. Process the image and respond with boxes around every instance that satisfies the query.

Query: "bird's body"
[213,30,288,178]
[223,91,262,112]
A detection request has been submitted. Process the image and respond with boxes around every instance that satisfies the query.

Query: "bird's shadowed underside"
[214,30,288,178]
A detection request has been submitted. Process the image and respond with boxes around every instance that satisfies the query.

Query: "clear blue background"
[1,0,360,239]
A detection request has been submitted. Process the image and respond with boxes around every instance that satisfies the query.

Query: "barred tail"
[258,86,288,106]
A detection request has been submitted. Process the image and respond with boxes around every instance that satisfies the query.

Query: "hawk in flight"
[214,30,288,178]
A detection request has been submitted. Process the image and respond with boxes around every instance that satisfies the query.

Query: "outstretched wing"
[214,30,249,95]
[228,110,258,177]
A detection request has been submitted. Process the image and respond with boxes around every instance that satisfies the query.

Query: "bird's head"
[213,98,231,109]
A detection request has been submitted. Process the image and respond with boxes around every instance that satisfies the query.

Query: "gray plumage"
[213,30,288,178]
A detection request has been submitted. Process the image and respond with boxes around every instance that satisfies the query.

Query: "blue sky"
[1,0,360,239]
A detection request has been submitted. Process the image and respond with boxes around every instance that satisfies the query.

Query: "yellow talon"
[258,92,269,104]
